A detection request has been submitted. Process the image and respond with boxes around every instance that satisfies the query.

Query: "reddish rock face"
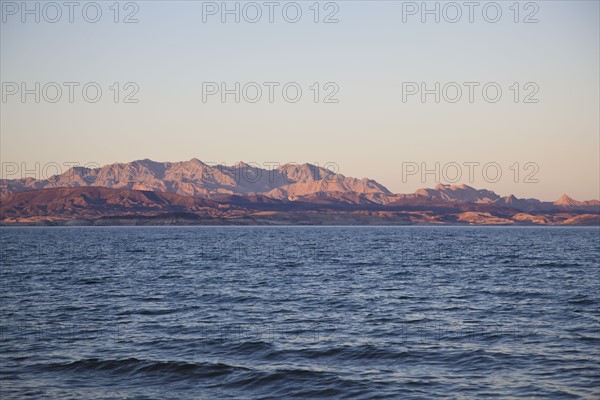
[0,159,392,203]
[0,159,598,224]
[1,185,598,226]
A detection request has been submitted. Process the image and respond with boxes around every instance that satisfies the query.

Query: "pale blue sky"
[1,1,599,200]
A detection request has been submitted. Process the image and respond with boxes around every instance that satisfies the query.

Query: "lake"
[1,226,599,398]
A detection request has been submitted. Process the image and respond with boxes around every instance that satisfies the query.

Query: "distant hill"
[0,159,391,203]
[1,186,598,226]
[1,159,598,225]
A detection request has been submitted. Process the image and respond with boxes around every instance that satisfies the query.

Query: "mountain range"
[1,159,598,225]
[0,159,391,202]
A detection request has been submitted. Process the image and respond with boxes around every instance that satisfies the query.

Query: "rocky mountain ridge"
[1,159,598,214]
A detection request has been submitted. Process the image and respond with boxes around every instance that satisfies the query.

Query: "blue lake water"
[0,226,599,399]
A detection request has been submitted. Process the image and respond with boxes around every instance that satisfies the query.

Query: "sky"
[1,0,599,201]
